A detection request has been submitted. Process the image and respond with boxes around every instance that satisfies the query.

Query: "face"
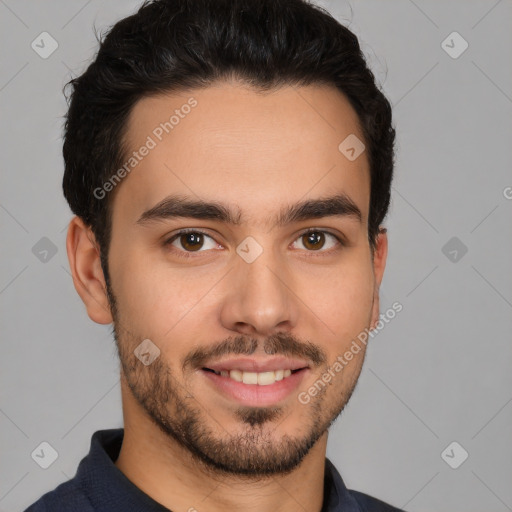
[82,81,387,476]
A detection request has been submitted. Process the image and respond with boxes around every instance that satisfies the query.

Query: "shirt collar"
[77,428,363,512]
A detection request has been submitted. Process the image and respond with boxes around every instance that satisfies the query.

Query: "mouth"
[202,367,305,386]
[199,358,310,406]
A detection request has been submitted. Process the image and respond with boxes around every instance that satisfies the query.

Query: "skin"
[66,80,388,512]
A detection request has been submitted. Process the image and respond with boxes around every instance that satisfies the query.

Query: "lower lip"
[201,369,309,407]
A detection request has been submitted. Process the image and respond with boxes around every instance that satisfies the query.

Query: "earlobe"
[369,228,388,330]
[66,216,113,325]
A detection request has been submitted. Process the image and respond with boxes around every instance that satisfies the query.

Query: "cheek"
[107,245,163,331]
[108,246,219,340]
[109,240,375,352]
[295,257,375,335]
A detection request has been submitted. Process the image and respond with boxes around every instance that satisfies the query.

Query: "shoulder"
[350,489,406,512]
[23,479,94,512]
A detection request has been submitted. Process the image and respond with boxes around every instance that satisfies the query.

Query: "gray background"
[1,1,511,511]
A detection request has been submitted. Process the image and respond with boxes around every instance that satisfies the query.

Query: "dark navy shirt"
[25,429,406,511]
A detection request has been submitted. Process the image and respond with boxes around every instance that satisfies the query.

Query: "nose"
[219,246,300,337]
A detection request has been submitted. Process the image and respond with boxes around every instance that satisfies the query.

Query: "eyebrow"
[136,193,362,228]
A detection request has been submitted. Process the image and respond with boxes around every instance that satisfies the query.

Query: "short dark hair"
[62,0,395,283]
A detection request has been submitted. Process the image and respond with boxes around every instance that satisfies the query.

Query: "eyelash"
[163,228,345,259]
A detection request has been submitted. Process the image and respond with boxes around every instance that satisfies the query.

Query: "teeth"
[212,368,298,385]
[229,369,243,382]
[242,371,258,384]
[257,371,275,385]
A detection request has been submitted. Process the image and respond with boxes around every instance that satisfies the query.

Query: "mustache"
[182,332,327,372]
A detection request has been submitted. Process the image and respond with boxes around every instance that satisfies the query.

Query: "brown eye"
[179,232,204,251]
[165,230,218,255]
[292,230,342,253]
[302,231,325,250]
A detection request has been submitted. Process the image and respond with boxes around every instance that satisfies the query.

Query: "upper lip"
[203,357,310,373]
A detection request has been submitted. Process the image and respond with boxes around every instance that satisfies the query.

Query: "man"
[26,0,402,510]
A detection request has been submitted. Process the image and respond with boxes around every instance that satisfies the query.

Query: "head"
[64,0,395,477]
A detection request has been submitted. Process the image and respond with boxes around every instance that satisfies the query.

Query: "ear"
[369,228,388,330]
[66,216,113,324]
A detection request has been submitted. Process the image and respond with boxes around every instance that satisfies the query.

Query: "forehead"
[113,81,370,228]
